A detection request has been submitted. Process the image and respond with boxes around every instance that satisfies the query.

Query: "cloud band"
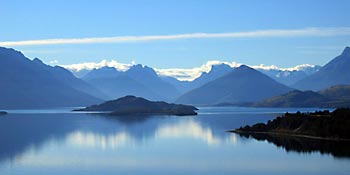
[1,27,350,46]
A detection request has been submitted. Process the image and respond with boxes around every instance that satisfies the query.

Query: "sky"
[0,0,350,69]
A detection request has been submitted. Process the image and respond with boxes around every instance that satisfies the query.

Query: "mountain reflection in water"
[236,133,350,158]
[0,107,349,175]
[67,120,238,150]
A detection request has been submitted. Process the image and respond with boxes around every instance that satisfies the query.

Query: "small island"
[0,111,7,115]
[231,108,350,140]
[74,95,198,116]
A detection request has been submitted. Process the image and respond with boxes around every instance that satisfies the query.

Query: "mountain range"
[176,65,292,105]
[175,47,349,105]
[293,47,350,90]
[82,64,180,101]
[160,63,320,94]
[161,63,234,93]
[257,65,321,86]
[71,62,320,88]
[253,85,350,108]
[0,46,349,109]
[0,47,102,109]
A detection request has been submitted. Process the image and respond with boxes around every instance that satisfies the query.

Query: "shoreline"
[230,130,350,141]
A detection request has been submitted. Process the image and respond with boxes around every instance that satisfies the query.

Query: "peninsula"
[231,108,350,140]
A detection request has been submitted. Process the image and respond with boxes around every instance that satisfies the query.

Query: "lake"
[0,107,349,175]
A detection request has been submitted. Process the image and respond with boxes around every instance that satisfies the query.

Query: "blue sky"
[0,0,350,68]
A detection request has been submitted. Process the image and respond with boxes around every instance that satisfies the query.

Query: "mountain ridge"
[83,64,181,101]
[176,65,292,105]
[253,85,350,108]
[0,47,102,109]
[293,47,350,90]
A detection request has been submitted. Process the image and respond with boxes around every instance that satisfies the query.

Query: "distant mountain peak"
[98,66,118,71]
[236,64,254,71]
[176,63,291,105]
[82,66,121,80]
[128,64,157,75]
[90,66,120,75]
[129,64,153,70]
[210,63,232,73]
[238,64,250,68]
[129,64,145,70]
[341,46,350,56]
[223,65,261,78]
[32,57,44,64]
[293,46,350,90]
[211,63,231,69]
[32,57,42,62]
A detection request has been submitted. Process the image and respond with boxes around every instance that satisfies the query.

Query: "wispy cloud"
[20,49,60,54]
[1,27,350,46]
[49,60,59,65]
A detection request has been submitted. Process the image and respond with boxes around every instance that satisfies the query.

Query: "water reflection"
[1,107,349,175]
[67,131,134,150]
[0,113,76,163]
[0,111,241,163]
[155,120,235,145]
[236,133,350,158]
[67,119,237,150]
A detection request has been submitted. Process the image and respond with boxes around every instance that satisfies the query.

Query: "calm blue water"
[0,107,349,175]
